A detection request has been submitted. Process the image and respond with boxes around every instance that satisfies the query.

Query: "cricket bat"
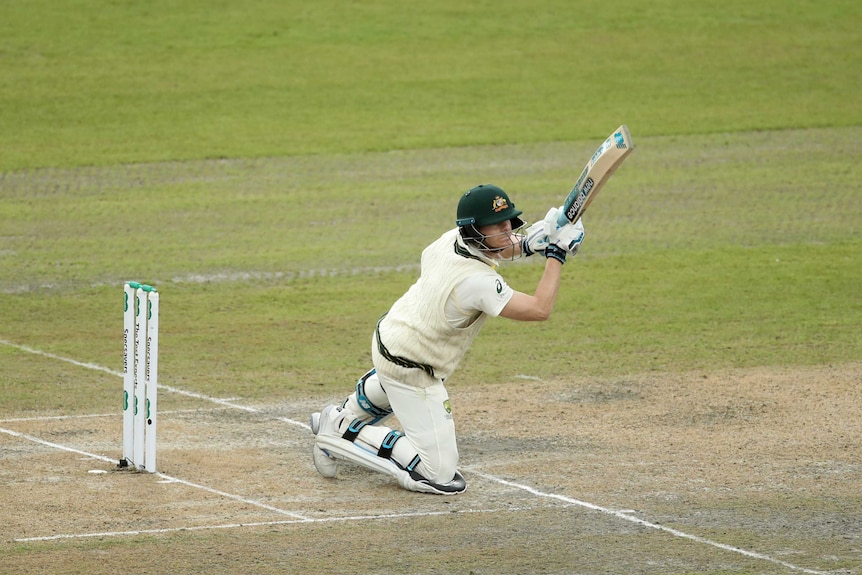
[557,125,634,227]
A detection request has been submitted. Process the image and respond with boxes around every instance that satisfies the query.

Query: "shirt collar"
[453,230,499,268]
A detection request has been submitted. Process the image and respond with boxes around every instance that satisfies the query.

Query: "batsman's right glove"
[550,217,585,256]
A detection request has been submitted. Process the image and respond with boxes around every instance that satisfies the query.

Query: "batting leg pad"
[315,409,466,495]
[315,431,466,495]
[342,368,393,425]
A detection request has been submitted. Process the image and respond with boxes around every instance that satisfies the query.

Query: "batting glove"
[549,217,585,255]
[521,207,563,256]
[521,221,549,256]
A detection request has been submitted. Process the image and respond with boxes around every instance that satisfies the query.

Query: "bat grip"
[555,210,569,229]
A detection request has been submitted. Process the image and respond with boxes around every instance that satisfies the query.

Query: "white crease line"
[0,338,834,574]
[0,426,307,521]
[14,507,525,543]
[150,474,306,519]
[467,470,830,575]
[0,338,309,428]
[0,338,122,378]
[0,426,119,465]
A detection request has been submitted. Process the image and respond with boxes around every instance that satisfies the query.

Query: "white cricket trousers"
[349,370,459,484]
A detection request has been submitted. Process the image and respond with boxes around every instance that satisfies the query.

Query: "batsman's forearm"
[498,258,563,321]
[532,258,563,320]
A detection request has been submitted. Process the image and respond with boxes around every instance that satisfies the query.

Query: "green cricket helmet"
[456,184,525,229]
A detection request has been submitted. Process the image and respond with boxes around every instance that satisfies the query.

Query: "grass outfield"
[1,0,860,170]
[2,127,860,406]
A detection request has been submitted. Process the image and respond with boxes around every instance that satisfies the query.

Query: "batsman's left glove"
[521,207,561,256]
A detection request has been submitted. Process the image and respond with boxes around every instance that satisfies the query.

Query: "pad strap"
[404,455,421,475]
[342,418,367,443]
[356,369,393,422]
[377,430,403,459]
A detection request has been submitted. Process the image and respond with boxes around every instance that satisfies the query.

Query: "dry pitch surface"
[2,356,860,575]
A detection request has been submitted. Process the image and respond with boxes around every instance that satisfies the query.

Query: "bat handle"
[555,209,569,229]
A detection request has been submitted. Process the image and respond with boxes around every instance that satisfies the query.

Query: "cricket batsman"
[310,183,584,494]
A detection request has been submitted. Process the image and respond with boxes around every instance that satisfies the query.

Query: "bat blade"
[558,125,634,227]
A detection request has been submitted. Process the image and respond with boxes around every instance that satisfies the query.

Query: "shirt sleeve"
[452,271,514,318]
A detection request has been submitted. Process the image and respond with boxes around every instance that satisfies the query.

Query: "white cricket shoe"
[310,406,340,478]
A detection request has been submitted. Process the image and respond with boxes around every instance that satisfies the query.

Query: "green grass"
[1,0,860,170]
[3,128,859,286]
[1,1,861,411]
[2,239,859,409]
[2,127,860,409]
